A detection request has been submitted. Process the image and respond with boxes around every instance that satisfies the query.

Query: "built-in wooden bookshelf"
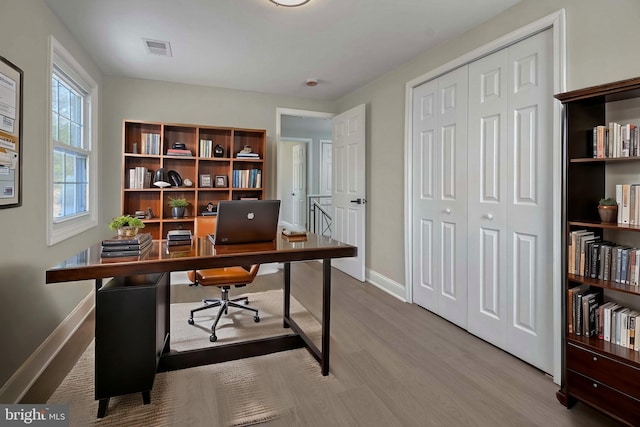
[121,120,265,239]
[556,77,640,426]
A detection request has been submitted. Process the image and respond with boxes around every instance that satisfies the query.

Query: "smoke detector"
[305,78,318,87]
[143,39,173,57]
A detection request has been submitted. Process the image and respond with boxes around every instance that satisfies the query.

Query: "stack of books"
[167,229,193,246]
[101,233,152,258]
[236,151,260,159]
[166,148,193,156]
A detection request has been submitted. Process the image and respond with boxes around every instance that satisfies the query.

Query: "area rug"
[47,290,324,427]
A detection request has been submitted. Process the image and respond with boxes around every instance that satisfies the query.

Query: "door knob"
[486,214,493,220]
[350,198,367,204]
[444,208,451,214]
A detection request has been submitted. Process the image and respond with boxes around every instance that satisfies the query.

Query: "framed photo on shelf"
[215,175,228,188]
[199,174,212,188]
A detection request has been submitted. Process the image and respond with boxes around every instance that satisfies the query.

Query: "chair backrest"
[195,216,217,237]
[190,215,260,286]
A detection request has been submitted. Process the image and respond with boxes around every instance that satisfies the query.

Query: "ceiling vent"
[143,39,172,57]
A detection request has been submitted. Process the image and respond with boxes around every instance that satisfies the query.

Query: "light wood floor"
[23,262,621,426]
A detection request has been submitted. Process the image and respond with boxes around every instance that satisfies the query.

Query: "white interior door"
[292,143,307,229]
[332,104,366,282]
[504,30,553,373]
[467,29,553,373]
[467,49,509,348]
[411,67,468,328]
[320,139,332,196]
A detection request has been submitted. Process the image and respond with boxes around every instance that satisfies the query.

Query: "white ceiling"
[43,0,520,100]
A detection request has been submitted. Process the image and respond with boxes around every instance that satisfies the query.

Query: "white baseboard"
[0,289,95,403]
[365,268,406,302]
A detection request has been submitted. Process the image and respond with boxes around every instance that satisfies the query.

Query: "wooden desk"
[46,232,356,417]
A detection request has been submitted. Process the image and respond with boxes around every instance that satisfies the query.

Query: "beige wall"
[100,77,336,223]
[0,0,104,388]
[2,0,640,397]
[336,0,640,287]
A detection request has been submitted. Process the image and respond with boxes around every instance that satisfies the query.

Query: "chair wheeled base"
[188,285,260,342]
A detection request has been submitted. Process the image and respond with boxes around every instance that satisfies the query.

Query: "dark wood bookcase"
[122,120,266,239]
[556,77,640,426]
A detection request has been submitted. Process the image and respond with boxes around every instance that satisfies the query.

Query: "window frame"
[47,36,99,245]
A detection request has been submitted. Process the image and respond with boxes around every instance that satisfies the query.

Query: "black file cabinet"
[95,273,168,418]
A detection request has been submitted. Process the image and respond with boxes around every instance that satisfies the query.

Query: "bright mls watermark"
[0,405,68,426]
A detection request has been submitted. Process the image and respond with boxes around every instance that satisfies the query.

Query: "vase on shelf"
[117,226,139,237]
[597,205,618,223]
[171,207,185,219]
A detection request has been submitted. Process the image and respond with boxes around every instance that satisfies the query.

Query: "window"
[48,36,98,245]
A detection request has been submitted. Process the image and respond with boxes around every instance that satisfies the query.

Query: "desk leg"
[321,259,331,376]
[97,398,109,418]
[164,273,171,353]
[283,262,291,328]
[95,278,105,419]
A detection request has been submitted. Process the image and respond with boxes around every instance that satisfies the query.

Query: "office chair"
[187,216,260,342]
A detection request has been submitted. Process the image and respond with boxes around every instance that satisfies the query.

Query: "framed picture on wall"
[215,175,228,188]
[199,174,212,188]
[0,56,23,208]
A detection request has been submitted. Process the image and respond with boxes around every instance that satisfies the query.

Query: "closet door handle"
[444,208,451,214]
[486,213,493,220]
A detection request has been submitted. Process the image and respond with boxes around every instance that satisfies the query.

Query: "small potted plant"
[109,215,145,237]
[169,197,190,219]
[598,197,618,223]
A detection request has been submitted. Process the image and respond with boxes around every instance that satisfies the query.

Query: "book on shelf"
[568,284,589,334]
[593,121,640,159]
[603,302,619,342]
[140,132,160,155]
[585,291,603,337]
[199,139,213,158]
[101,232,152,246]
[129,167,153,189]
[629,312,637,349]
[232,169,262,188]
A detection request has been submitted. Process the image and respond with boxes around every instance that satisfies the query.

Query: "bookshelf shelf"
[568,220,640,232]
[570,156,640,164]
[558,77,640,425]
[568,274,640,296]
[121,120,266,239]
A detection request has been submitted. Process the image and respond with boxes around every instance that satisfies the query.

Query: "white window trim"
[47,35,99,246]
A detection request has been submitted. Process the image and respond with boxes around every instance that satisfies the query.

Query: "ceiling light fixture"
[269,0,310,7]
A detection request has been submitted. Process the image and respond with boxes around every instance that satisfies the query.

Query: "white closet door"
[412,78,439,313]
[467,49,509,348]
[412,67,468,328]
[505,30,553,373]
[467,30,553,372]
